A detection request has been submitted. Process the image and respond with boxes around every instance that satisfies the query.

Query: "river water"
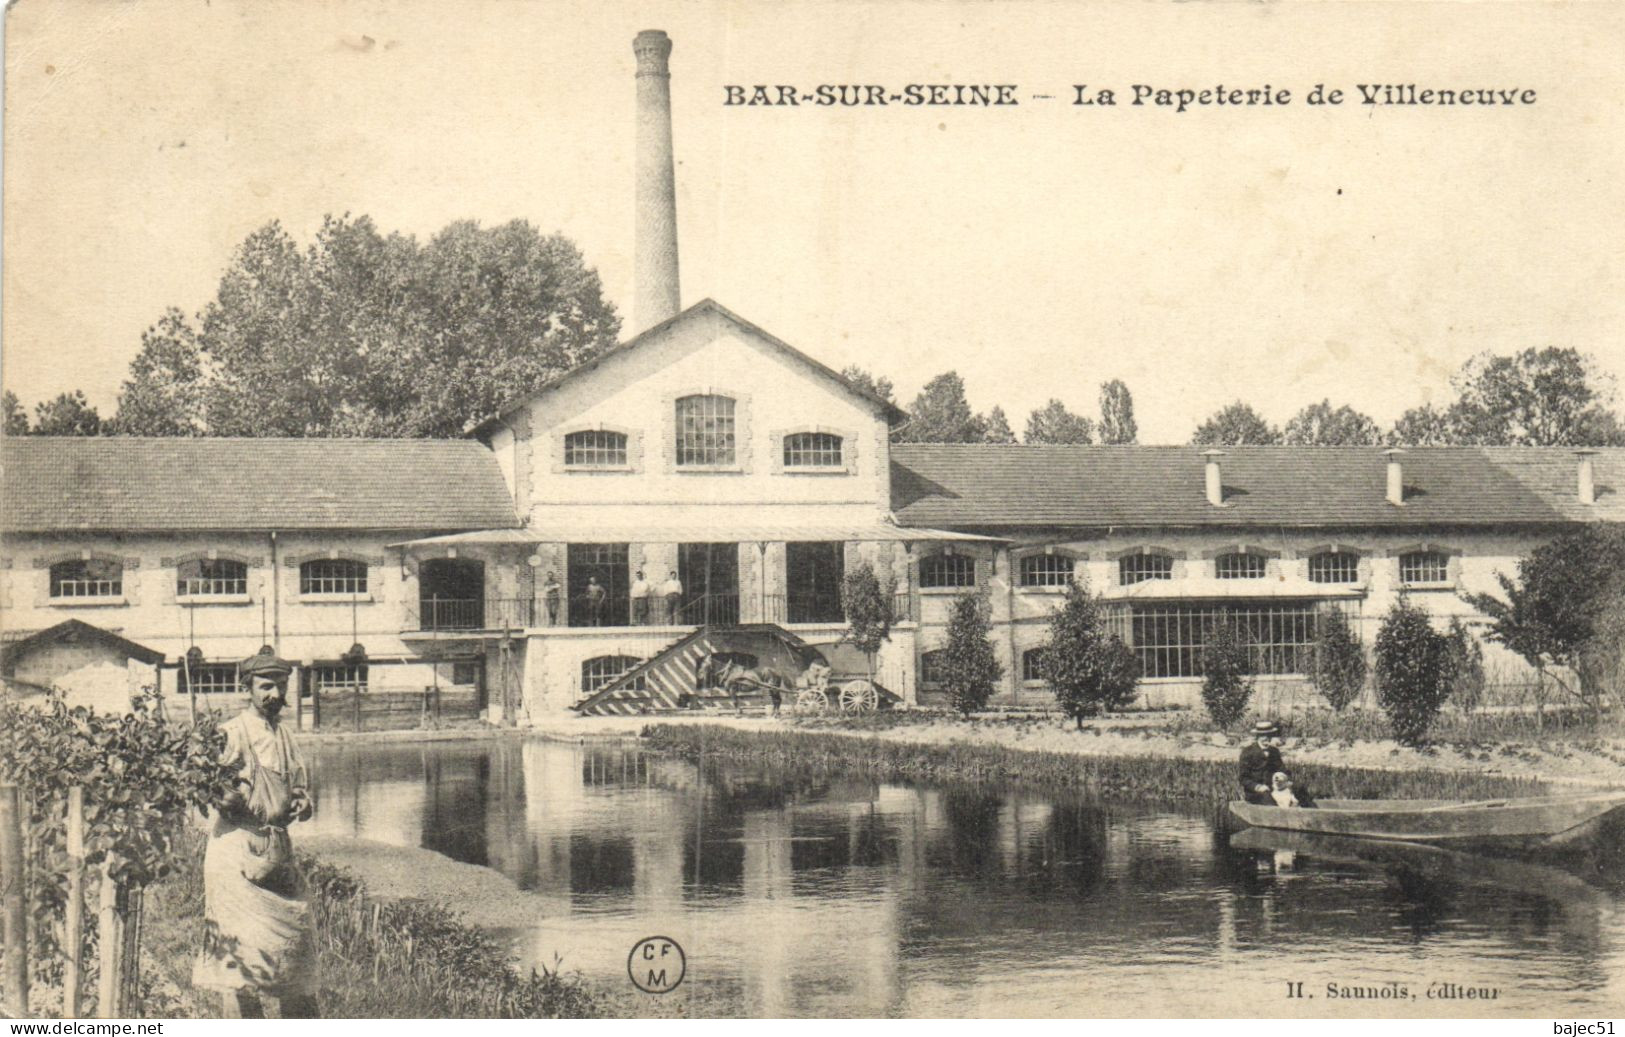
[302,737,1625,1018]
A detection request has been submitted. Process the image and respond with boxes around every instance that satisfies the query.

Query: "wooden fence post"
[63,787,85,1018]
[0,783,27,1016]
[96,858,123,1018]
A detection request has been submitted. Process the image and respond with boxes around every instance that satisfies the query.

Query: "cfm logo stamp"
[628,936,687,994]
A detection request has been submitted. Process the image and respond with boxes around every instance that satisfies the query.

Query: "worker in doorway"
[584,575,608,626]
[630,569,651,625]
[660,569,683,625]
[541,571,562,627]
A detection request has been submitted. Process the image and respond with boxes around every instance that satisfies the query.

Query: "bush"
[1043,581,1140,728]
[840,562,895,674]
[1374,597,1456,745]
[942,593,1002,717]
[1444,617,1486,715]
[1200,619,1253,727]
[1311,608,1367,712]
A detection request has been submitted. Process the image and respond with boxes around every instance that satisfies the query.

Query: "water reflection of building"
[308,741,1625,1017]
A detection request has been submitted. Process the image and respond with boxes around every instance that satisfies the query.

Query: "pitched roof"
[1,436,521,533]
[890,444,1625,530]
[471,298,908,434]
[1,619,165,670]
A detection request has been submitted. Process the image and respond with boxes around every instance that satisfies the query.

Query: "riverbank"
[121,828,615,1019]
[540,706,1625,790]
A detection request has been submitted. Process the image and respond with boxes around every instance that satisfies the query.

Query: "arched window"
[920,553,976,589]
[1308,551,1360,584]
[1022,647,1048,683]
[783,432,843,468]
[1214,552,1267,580]
[300,558,367,595]
[1118,552,1173,586]
[1019,554,1073,588]
[675,394,736,466]
[920,649,949,687]
[49,559,122,598]
[581,655,646,694]
[177,558,248,597]
[1399,550,1450,586]
[564,429,628,467]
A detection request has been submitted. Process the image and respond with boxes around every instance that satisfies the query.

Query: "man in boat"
[193,647,318,1018]
[1238,720,1285,804]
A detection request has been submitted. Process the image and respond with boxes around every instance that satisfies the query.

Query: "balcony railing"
[761,590,912,625]
[412,597,535,632]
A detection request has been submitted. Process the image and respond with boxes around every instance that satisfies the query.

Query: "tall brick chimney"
[633,30,680,332]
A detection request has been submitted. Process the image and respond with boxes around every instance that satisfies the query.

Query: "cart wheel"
[795,687,828,715]
[839,679,879,714]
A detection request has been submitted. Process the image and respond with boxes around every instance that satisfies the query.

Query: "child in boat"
[1270,771,1317,808]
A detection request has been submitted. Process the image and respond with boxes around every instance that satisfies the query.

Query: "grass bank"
[128,828,609,1018]
[642,722,1553,804]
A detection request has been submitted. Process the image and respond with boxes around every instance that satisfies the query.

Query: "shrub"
[840,562,895,675]
[1374,597,1456,745]
[1043,581,1140,728]
[1444,617,1486,715]
[1311,608,1367,712]
[1200,618,1253,727]
[942,593,1002,717]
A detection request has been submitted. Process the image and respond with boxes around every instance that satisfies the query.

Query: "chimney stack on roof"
[1201,449,1225,507]
[1383,448,1405,506]
[633,30,681,333]
[1576,448,1598,506]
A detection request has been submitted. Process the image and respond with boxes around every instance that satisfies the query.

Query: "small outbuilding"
[1,619,166,714]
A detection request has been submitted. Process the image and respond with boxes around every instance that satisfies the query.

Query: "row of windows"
[925,602,1355,686]
[47,558,369,599]
[563,396,847,470]
[179,662,369,694]
[914,549,1453,591]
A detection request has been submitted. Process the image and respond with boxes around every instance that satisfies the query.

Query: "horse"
[695,653,787,716]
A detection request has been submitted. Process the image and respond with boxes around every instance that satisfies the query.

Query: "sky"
[4,0,1624,444]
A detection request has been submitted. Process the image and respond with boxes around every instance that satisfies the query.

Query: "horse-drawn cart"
[791,640,893,715]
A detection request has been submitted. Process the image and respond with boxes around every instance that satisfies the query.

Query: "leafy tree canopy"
[840,365,896,405]
[32,390,105,436]
[3,390,30,435]
[1025,398,1096,444]
[895,371,986,443]
[114,214,620,437]
[1282,399,1382,446]
[1043,581,1140,727]
[943,592,1002,716]
[1388,348,1625,446]
[1190,401,1281,446]
[1098,379,1138,444]
[981,405,1017,444]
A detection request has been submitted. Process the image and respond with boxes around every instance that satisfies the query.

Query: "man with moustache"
[193,647,318,1018]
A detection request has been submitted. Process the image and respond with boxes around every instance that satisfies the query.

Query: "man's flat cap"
[240,646,293,680]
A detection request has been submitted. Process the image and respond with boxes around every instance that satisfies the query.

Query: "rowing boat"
[1227,791,1625,847]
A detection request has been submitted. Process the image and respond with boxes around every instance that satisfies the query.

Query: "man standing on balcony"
[661,569,683,625]
[630,569,652,625]
[584,575,608,626]
[541,571,561,626]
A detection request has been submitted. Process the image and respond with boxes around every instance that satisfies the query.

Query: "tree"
[840,365,895,405]
[981,405,1017,444]
[942,593,1002,717]
[31,390,104,436]
[1311,608,1367,712]
[841,562,895,677]
[896,371,985,443]
[1444,617,1486,716]
[1200,618,1254,727]
[1282,399,1382,446]
[1043,581,1140,728]
[1098,379,1137,444]
[1388,403,1456,446]
[115,214,620,438]
[1464,525,1625,721]
[1190,402,1280,446]
[1444,348,1625,446]
[3,391,29,435]
[1024,398,1095,444]
[115,308,209,436]
[1373,597,1456,745]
